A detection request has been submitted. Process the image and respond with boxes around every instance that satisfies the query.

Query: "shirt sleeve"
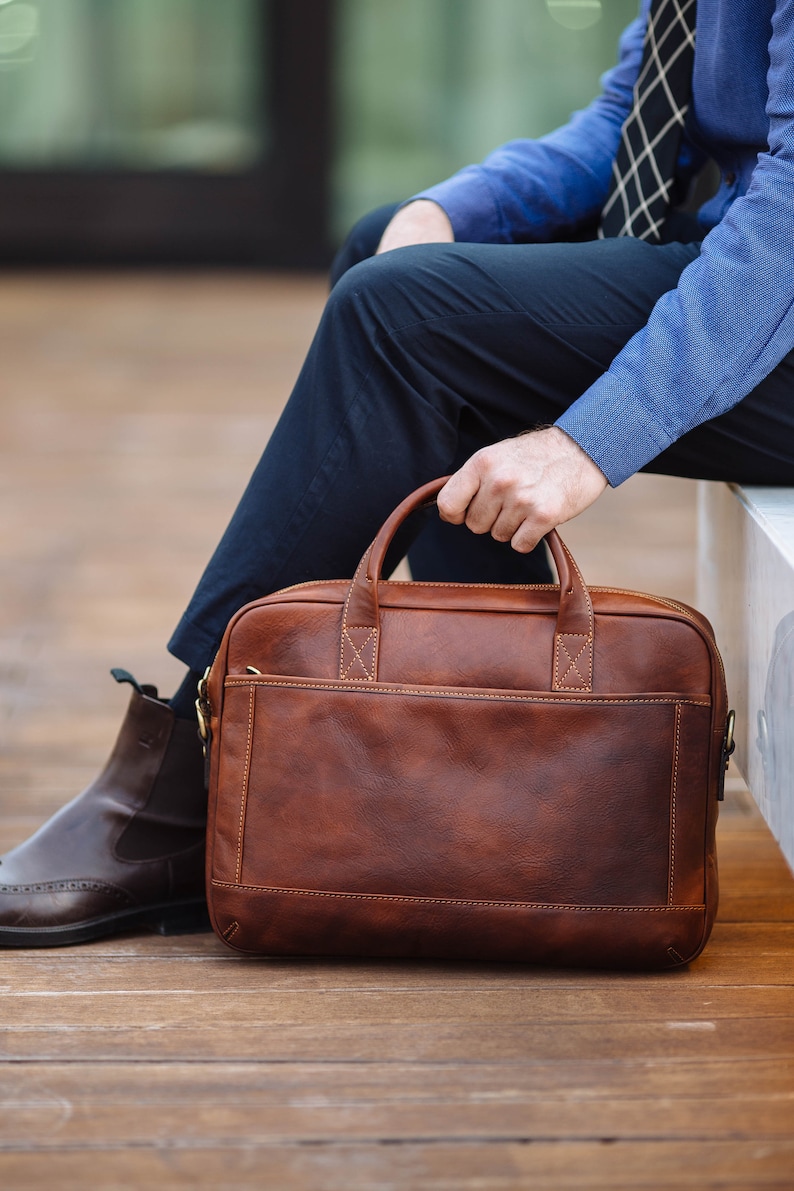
[411,4,649,244]
[558,0,794,486]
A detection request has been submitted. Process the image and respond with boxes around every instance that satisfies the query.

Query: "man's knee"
[326,248,424,334]
[329,242,458,336]
[329,202,401,287]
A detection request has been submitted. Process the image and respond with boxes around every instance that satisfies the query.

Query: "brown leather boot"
[0,671,209,946]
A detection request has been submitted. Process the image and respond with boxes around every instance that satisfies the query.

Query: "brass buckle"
[195,666,212,745]
[717,709,736,801]
[724,709,736,765]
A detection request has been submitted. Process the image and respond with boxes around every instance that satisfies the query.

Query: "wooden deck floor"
[1,275,793,1190]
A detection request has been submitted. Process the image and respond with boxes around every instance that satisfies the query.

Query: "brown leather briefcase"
[200,478,733,969]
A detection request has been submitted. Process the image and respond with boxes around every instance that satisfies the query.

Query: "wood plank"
[705,921,794,953]
[2,1019,792,1063]
[3,987,794,1028]
[0,1095,791,1148]
[3,943,790,990]
[0,1060,791,1147]
[2,1140,794,1190]
[2,1057,791,1103]
[3,948,789,990]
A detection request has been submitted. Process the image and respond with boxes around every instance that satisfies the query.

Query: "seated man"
[2,0,793,946]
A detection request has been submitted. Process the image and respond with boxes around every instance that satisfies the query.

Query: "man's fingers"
[439,454,542,541]
[437,427,608,552]
[510,521,544,554]
[464,489,507,535]
[437,467,480,525]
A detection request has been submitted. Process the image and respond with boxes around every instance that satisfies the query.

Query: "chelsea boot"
[0,671,209,946]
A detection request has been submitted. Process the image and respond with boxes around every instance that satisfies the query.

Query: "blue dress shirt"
[414,0,790,486]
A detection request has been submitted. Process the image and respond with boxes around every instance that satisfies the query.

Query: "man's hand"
[376,200,454,255]
[438,427,608,553]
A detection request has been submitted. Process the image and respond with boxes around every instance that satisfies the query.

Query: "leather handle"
[339,477,594,691]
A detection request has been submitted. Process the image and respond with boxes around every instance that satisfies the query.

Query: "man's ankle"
[169,668,204,721]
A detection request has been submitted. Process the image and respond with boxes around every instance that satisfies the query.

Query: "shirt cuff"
[555,374,673,487]
[410,167,506,244]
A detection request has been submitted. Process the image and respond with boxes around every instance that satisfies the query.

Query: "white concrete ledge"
[697,482,794,870]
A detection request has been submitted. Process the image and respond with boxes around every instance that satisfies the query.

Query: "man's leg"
[331,205,554,583]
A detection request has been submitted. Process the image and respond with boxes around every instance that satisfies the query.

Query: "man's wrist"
[376,201,454,254]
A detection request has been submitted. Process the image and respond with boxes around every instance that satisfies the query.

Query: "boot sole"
[0,898,211,948]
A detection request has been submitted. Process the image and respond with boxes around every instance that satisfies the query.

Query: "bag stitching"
[339,550,378,682]
[555,542,595,692]
[669,703,681,905]
[235,685,255,884]
[341,626,377,681]
[210,879,704,913]
[223,677,710,707]
[555,633,593,690]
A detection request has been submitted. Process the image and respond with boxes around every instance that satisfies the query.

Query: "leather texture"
[205,479,728,969]
[0,681,208,946]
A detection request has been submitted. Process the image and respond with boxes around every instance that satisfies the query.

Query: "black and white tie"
[599,0,696,242]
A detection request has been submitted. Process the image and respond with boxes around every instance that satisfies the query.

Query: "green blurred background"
[0,0,638,263]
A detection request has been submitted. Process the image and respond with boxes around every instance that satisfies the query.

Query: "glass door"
[0,0,334,264]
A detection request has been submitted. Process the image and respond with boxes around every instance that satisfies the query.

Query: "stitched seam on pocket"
[235,685,256,884]
[669,702,681,905]
[211,879,705,913]
[224,678,710,707]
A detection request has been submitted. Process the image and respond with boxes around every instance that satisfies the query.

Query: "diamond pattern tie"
[599,0,697,242]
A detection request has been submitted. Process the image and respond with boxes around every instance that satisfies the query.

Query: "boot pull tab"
[110,668,159,700]
[111,668,144,693]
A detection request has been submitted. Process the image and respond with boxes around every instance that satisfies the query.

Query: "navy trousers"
[168,206,794,673]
